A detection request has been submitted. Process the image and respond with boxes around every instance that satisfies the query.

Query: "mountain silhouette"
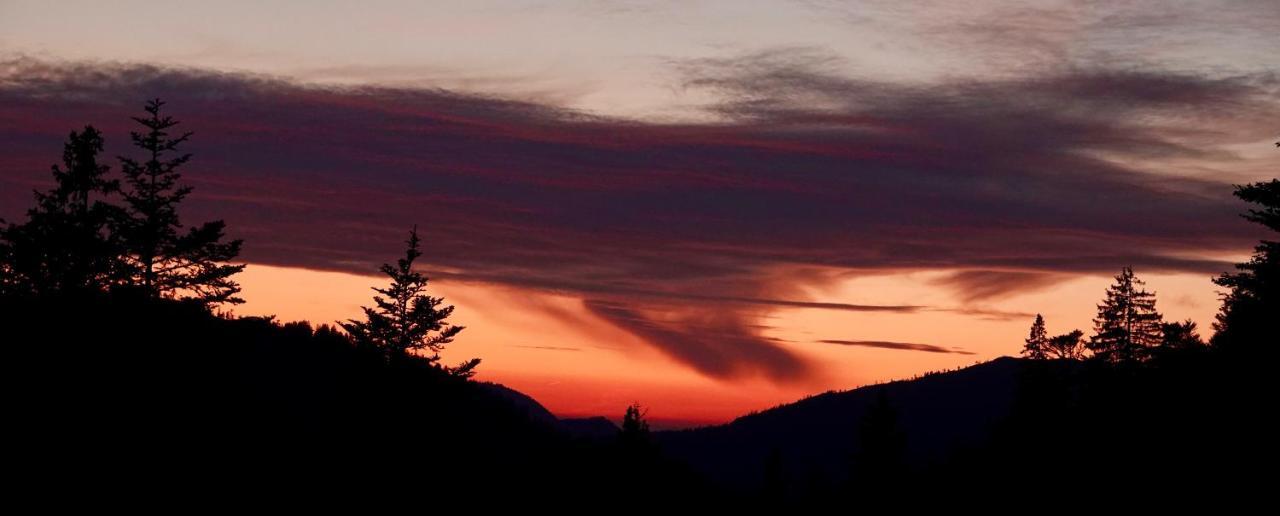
[476,381,562,427]
[560,416,623,441]
[657,358,1026,489]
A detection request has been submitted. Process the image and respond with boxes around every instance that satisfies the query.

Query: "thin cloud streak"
[818,339,976,355]
[510,345,582,352]
[425,270,925,313]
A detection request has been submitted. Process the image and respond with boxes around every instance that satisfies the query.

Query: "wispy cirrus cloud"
[817,339,975,355]
[931,270,1072,304]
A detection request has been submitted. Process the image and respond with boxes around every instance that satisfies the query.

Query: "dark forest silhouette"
[0,100,242,304]
[1,104,1277,505]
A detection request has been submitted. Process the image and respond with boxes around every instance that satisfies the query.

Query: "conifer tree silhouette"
[0,126,122,295]
[1044,329,1086,360]
[1159,320,1203,351]
[1212,158,1279,352]
[620,402,651,441]
[1022,314,1048,359]
[1088,267,1163,364]
[117,99,244,305]
[613,402,658,488]
[617,402,654,459]
[342,226,477,376]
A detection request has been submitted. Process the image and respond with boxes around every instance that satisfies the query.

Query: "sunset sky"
[2,0,1278,426]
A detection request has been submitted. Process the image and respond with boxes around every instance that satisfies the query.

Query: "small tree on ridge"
[342,226,477,376]
[1022,314,1049,359]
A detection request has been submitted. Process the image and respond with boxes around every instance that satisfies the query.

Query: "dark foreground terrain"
[5,294,1272,508]
[1,294,710,506]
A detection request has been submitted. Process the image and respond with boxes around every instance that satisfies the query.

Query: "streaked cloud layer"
[3,54,1273,381]
[1,1,1276,386]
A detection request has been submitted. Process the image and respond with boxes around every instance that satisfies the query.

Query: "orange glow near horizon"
[235,263,1223,427]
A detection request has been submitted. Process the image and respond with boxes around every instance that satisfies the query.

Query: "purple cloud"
[1,55,1273,381]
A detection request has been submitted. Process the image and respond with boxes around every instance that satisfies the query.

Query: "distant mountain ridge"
[476,381,562,427]
[655,357,1026,489]
[558,416,621,441]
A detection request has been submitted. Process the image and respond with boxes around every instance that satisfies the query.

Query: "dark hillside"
[0,294,708,503]
[658,358,1025,489]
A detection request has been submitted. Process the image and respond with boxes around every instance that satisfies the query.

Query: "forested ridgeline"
[652,143,1280,504]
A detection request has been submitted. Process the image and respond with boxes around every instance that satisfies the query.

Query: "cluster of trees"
[0,100,476,374]
[1021,314,1086,360]
[0,100,242,305]
[1019,141,1278,366]
[1212,156,1280,352]
[1021,267,1204,364]
[913,170,1277,502]
[1021,153,1279,365]
[1,101,709,502]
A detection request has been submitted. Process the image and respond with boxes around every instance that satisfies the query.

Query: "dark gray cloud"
[0,55,1273,382]
[584,300,811,381]
[817,339,976,355]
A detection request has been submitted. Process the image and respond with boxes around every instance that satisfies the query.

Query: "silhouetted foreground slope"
[4,294,1272,506]
[560,417,623,442]
[661,351,1273,503]
[658,358,1023,490]
[1,295,708,503]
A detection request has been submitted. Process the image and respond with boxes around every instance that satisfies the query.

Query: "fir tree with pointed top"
[1088,267,1164,364]
[117,99,244,305]
[342,226,477,376]
[1,126,122,295]
[618,402,653,457]
[1022,314,1048,359]
[1212,152,1279,352]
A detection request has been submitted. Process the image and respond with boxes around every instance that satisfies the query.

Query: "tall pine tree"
[0,126,122,296]
[1022,314,1048,359]
[342,226,477,376]
[1088,267,1163,364]
[117,99,244,305]
[1212,150,1279,352]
